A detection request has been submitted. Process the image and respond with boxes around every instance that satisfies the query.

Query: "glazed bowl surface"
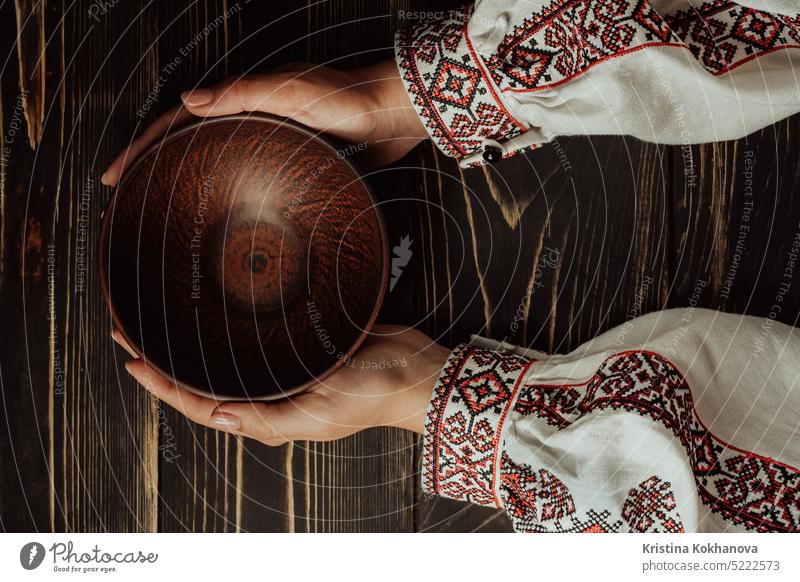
[99,115,388,400]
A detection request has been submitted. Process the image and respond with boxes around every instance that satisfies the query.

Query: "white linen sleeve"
[395,0,800,167]
[421,308,800,532]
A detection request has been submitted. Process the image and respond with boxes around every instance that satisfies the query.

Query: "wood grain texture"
[672,122,800,323]
[1,0,161,532]
[13,0,46,148]
[1,0,799,534]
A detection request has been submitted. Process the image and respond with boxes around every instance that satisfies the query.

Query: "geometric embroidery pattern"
[396,1,799,161]
[396,7,529,159]
[499,454,689,532]
[422,345,800,532]
[422,344,534,507]
[488,0,800,92]
[622,475,686,532]
[514,350,800,532]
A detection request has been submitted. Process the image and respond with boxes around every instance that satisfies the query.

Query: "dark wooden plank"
[0,0,160,531]
[0,0,61,534]
[0,1,52,533]
[671,119,800,327]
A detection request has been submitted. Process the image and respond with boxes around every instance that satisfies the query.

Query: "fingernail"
[181,89,213,106]
[210,413,240,430]
[100,172,110,186]
[124,360,145,378]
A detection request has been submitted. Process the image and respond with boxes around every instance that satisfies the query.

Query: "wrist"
[358,60,428,142]
[385,341,450,434]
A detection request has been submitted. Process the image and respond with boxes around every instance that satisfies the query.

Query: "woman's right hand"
[102,59,428,186]
[114,325,449,445]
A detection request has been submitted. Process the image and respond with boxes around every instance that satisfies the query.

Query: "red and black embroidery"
[421,344,534,507]
[668,1,800,72]
[623,475,686,532]
[396,1,799,160]
[395,7,527,158]
[499,452,624,532]
[487,0,800,92]
[514,350,800,532]
[500,452,687,532]
[501,454,575,521]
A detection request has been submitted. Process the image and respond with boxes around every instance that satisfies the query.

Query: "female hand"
[102,60,427,186]
[112,325,450,445]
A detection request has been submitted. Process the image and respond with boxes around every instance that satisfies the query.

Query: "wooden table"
[2,0,799,532]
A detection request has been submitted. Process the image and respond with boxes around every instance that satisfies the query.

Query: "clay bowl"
[99,114,388,400]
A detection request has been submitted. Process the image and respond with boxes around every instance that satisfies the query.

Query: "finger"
[180,75,298,119]
[111,329,139,358]
[213,399,303,444]
[102,105,194,186]
[125,360,219,426]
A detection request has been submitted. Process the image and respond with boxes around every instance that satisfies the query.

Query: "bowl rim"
[98,113,389,402]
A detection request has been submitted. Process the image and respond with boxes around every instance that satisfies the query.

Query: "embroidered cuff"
[395,5,528,165]
[421,343,535,507]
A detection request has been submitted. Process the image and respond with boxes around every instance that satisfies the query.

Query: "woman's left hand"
[102,60,427,186]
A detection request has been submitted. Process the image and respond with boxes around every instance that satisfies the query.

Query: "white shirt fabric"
[422,309,800,532]
[395,0,800,166]
[397,1,800,532]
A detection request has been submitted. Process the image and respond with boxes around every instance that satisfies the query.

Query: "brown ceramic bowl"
[99,114,388,400]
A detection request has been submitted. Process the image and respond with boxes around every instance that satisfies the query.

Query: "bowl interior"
[101,116,387,400]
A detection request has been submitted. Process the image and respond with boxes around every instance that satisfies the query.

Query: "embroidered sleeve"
[421,343,535,507]
[396,1,800,166]
[395,6,532,167]
[422,325,800,533]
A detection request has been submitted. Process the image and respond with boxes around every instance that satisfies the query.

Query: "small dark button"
[482,145,503,164]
